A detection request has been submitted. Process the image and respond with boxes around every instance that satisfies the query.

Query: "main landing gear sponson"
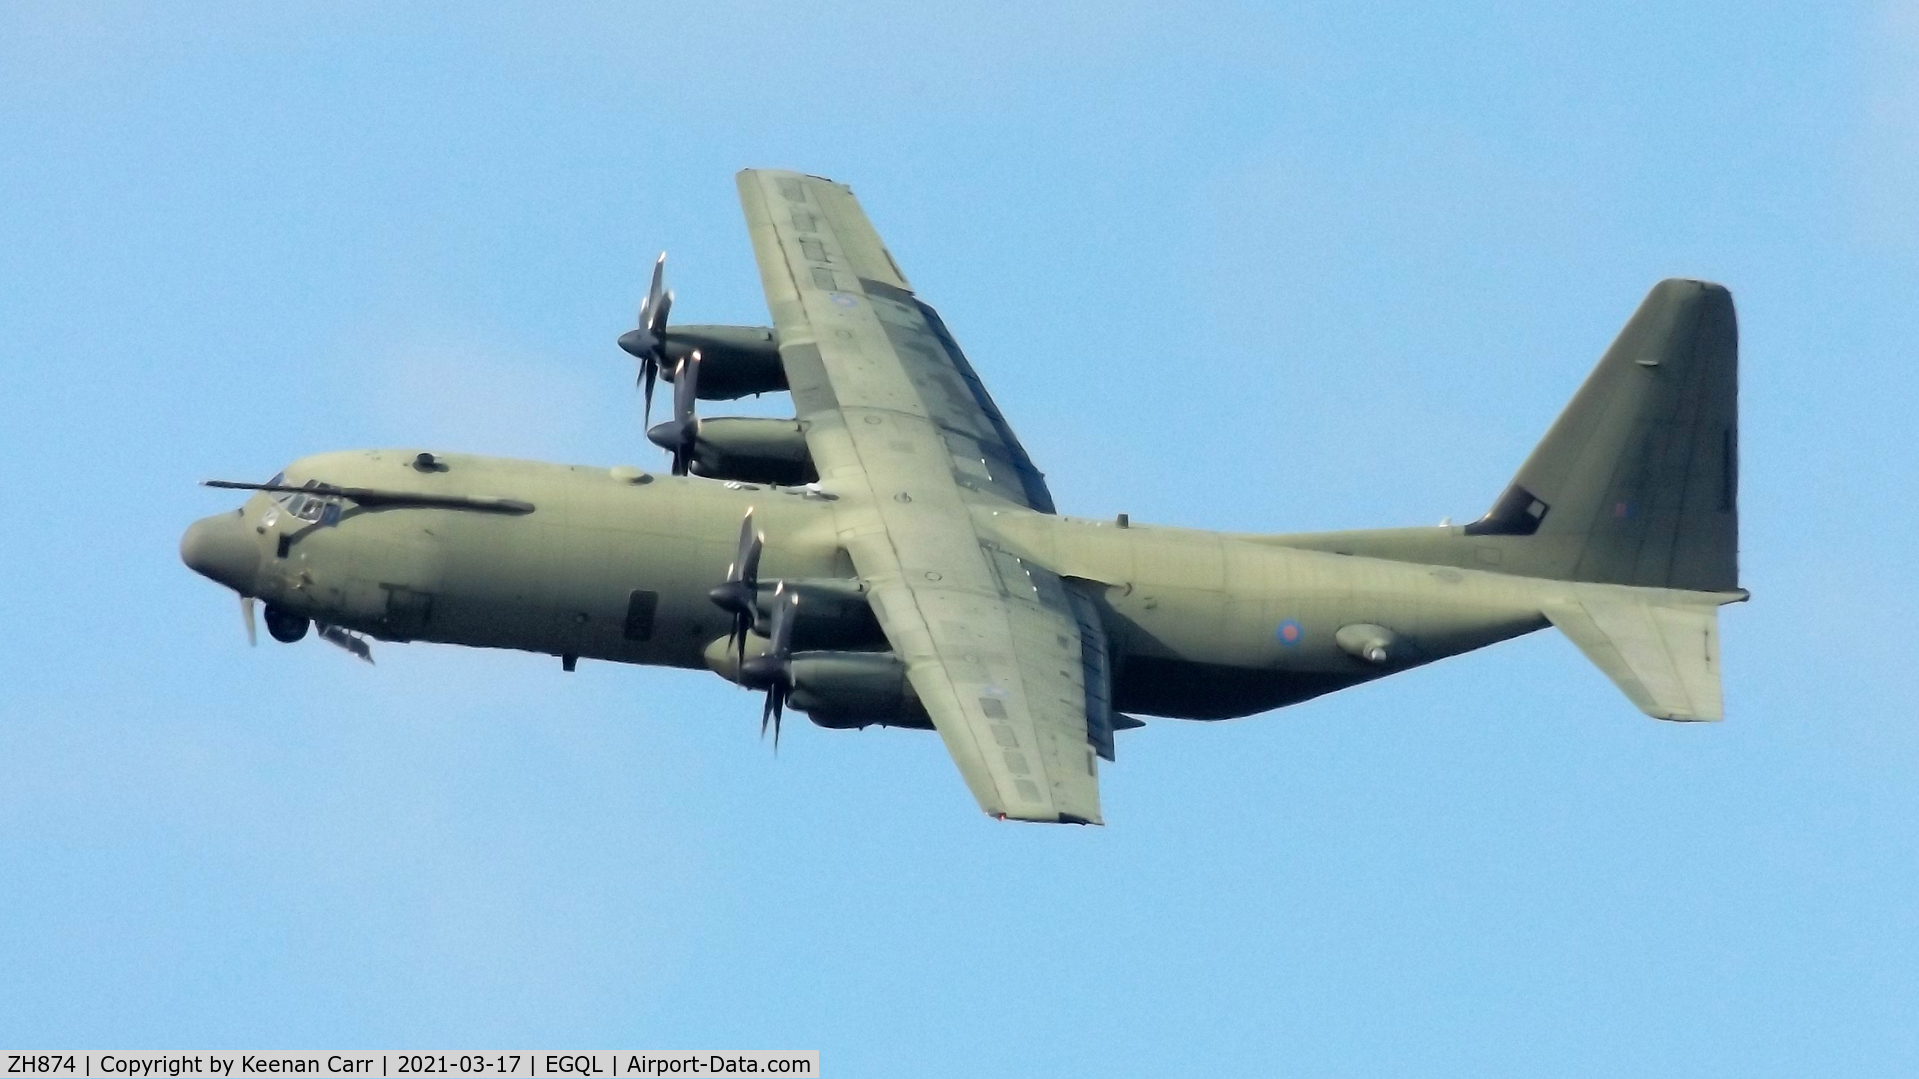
[263,604,310,643]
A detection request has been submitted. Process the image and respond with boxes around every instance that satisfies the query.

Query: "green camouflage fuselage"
[239,448,1548,721]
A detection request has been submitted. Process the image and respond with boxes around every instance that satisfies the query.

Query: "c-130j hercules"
[182,169,1746,825]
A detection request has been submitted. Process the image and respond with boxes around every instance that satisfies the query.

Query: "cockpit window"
[271,477,340,527]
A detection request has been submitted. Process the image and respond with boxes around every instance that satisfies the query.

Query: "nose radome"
[180,513,261,594]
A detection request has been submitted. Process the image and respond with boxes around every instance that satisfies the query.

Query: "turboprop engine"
[787,651,931,730]
[657,325,786,400]
[618,255,807,485]
[676,416,815,486]
[645,351,817,485]
[706,575,928,740]
[617,253,788,424]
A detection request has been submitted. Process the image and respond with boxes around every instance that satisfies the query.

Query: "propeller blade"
[644,253,666,329]
[738,518,763,589]
[653,289,672,334]
[771,587,797,655]
[676,351,701,416]
[759,679,788,752]
[758,583,795,661]
[738,581,798,750]
[741,587,797,752]
[640,358,658,428]
[668,351,701,475]
[732,609,751,668]
[709,583,755,664]
[241,595,257,647]
[770,686,785,753]
[730,510,757,580]
[720,511,762,595]
[622,253,672,428]
[706,508,765,667]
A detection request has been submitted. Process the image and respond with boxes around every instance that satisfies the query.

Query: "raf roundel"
[1276,619,1304,646]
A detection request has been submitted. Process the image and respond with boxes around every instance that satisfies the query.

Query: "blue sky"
[3,2,1916,1074]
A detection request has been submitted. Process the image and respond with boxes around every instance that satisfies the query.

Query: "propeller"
[738,586,798,751]
[707,508,764,666]
[241,595,257,647]
[617,253,674,426]
[645,350,702,476]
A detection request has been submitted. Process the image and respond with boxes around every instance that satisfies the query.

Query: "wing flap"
[872,578,1103,824]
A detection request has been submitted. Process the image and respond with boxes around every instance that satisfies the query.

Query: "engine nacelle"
[787,652,932,730]
[687,417,817,486]
[662,325,786,400]
[750,577,882,650]
[701,638,929,729]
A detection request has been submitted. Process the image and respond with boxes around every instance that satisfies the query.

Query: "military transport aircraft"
[181,169,1746,825]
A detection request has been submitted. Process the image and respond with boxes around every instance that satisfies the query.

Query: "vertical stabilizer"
[1467,279,1740,590]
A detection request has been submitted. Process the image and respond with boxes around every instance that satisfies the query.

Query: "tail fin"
[1466,279,1740,590]
[1246,279,1746,719]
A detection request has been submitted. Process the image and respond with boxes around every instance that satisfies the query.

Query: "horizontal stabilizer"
[1543,590,1736,721]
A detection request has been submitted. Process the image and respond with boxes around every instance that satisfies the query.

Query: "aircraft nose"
[180,512,261,594]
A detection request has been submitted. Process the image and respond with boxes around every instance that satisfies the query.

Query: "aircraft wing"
[737,169,1113,823]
